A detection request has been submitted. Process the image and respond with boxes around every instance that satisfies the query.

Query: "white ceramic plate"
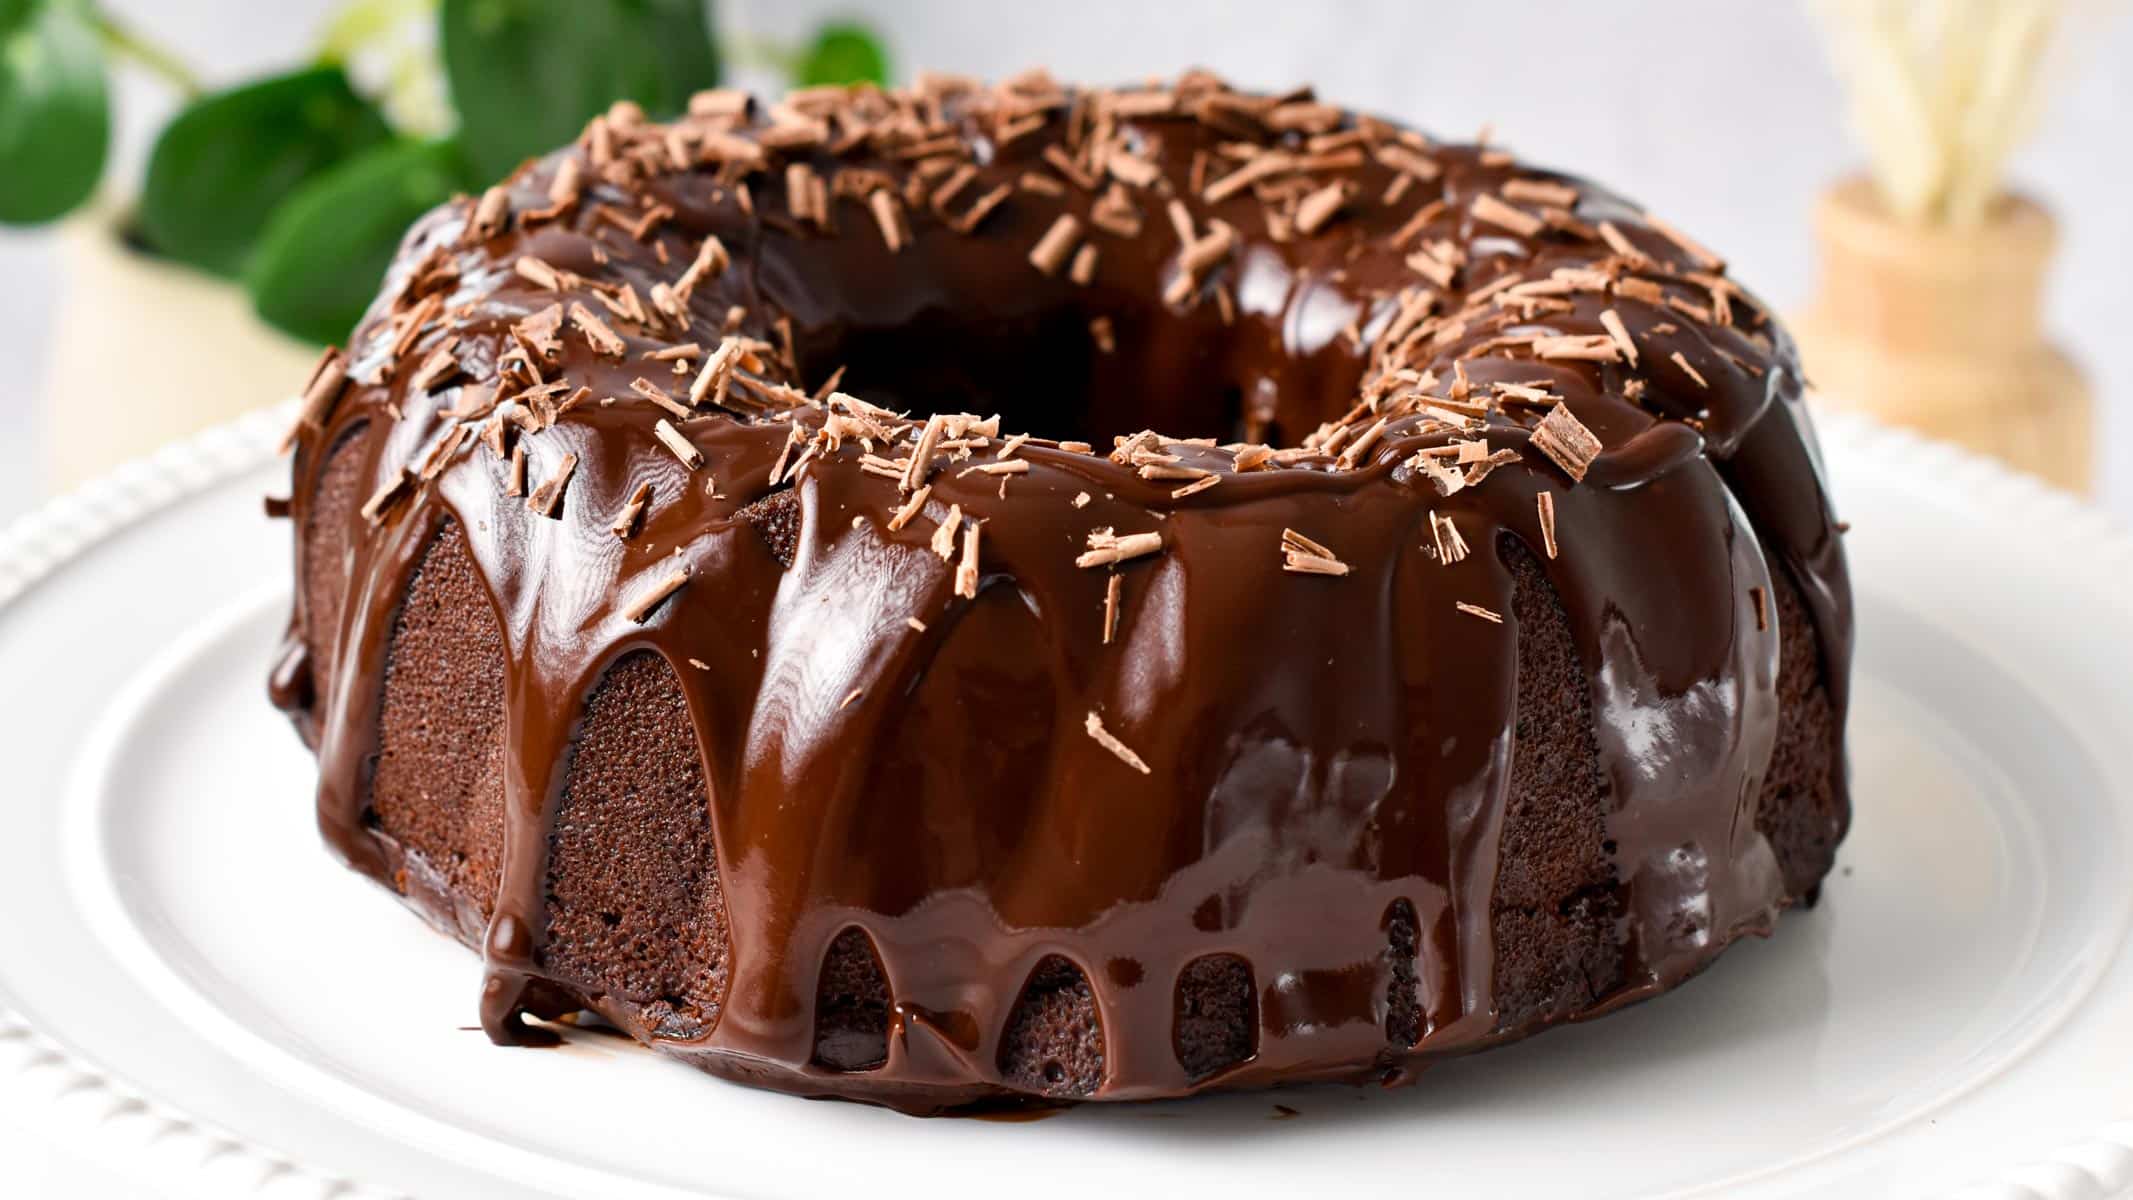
[0,406,2129,1200]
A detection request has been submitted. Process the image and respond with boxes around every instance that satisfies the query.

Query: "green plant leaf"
[245,137,467,345]
[796,23,887,88]
[138,66,393,276]
[0,0,110,225]
[441,0,720,186]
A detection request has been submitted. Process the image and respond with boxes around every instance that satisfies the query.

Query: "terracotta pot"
[38,211,319,493]
[1793,176,2093,493]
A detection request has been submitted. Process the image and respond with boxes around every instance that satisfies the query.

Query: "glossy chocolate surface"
[272,72,1851,1110]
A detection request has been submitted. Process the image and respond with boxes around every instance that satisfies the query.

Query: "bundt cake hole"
[1173,954,1256,1081]
[812,927,892,1072]
[543,650,731,1040]
[997,955,1104,1098]
[369,516,508,927]
[785,309,1283,452]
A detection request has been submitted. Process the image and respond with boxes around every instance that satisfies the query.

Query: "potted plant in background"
[1798,0,2095,493]
[0,0,885,489]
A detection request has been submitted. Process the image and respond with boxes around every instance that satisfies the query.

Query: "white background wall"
[2,0,2130,520]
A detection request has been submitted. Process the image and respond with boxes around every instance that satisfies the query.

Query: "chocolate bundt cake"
[269,70,1852,1113]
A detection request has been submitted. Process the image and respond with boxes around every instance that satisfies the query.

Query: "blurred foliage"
[442,0,720,184]
[0,0,109,223]
[246,136,465,344]
[0,0,891,345]
[139,66,392,276]
[797,22,889,88]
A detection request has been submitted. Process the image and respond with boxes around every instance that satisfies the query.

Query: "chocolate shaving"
[630,376,692,420]
[869,189,909,252]
[526,452,578,517]
[1106,147,1161,188]
[1076,528,1162,568]
[949,183,1013,234]
[934,164,981,211]
[407,338,462,393]
[888,484,932,532]
[569,302,628,357]
[1203,152,1290,203]
[676,236,730,299]
[1409,449,1466,496]
[930,503,962,560]
[621,563,690,623]
[689,338,743,406]
[292,347,349,439]
[514,256,568,291]
[547,157,584,211]
[1084,711,1152,775]
[954,520,982,598]
[1533,333,1621,363]
[1502,178,1578,208]
[416,424,470,481]
[1429,510,1469,564]
[515,304,565,361]
[903,413,946,493]
[1471,193,1543,238]
[1280,527,1349,576]
[1070,242,1100,286]
[611,480,653,538]
[1670,350,1710,388]
[1530,404,1602,482]
[1376,143,1441,182]
[359,468,411,524]
[1598,308,1639,366]
[466,185,510,243]
[1029,213,1082,276]
[653,418,703,469]
[1090,183,1144,237]
[1295,181,1353,236]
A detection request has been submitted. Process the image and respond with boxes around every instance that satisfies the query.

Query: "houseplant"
[0,0,884,486]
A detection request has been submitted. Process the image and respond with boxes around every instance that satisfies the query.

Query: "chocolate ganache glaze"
[270,69,1851,1113]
